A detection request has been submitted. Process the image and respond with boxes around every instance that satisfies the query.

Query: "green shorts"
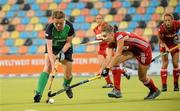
[45,45,73,62]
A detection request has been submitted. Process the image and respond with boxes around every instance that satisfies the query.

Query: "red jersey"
[93,24,108,56]
[114,31,152,65]
[115,32,150,51]
[158,20,180,46]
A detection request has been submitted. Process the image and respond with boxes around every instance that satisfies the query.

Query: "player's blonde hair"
[101,24,114,33]
[52,10,65,19]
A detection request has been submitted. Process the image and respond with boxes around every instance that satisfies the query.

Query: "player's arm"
[98,47,113,74]
[107,39,124,69]
[58,33,74,62]
[61,36,73,52]
[62,22,75,52]
[100,36,127,77]
[158,30,170,51]
[46,39,55,71]
[45,24,56,71]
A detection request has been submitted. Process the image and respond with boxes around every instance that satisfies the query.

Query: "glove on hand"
[101,68,110,77]
[57,51,65,61]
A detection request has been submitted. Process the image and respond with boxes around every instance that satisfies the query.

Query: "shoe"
[144,89,161,100]
[108,88,122,98]
[65,86,73,99]
[174,83,179,91]
[33,91,42,103]
[102,84,113,88]
[161,84,167,92]
[122,68,130,80]
[123,72,131,80]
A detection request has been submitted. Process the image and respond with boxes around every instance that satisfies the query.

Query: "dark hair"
[52,10,65,19]
[113,25,118,33]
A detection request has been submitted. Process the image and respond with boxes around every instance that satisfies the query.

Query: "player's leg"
[137,47,160,100]
[160,54,169,91]
[98,54,113,88]
[171,50,179,91]
[108,65,122,98]
[61,60,73,99]
[138,64,160,100]
[108,52,134,98]
[159,46,169,91]
[34,54,53,102]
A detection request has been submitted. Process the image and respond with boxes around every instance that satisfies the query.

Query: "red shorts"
[98,42,108,57]
[135,46,152,66]
[98,49,106,57]
[159,44,179,54]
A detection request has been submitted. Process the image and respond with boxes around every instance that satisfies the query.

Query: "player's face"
[164,16,173,28]
[96,15,103,24]
[53,18,65,31]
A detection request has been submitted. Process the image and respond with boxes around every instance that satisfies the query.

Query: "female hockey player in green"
[34,10,75,102]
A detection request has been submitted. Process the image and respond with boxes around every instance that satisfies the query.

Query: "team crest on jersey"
[116,35,123,41]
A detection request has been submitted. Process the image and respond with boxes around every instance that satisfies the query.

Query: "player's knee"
[162,62,168,68]
[64,71,72,79]
[65,74,72,79]
[43,65,51,73]
[172,63,178,68]
[138,76,147,82]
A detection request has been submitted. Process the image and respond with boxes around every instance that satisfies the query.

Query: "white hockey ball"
[48,98,54,104]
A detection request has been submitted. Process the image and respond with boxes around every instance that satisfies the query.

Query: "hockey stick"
[48,75,101,97]
[46,60,59,103]
[122,69,131,80]
[151,44,180,62]
[80,40,103,45]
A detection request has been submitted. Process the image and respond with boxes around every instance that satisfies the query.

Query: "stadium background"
[0,1,180,111]
[0,0,179,75]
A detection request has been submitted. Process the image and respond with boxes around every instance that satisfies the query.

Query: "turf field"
[0,75,179,111]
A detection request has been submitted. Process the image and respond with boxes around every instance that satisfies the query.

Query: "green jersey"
[45,20,75,50]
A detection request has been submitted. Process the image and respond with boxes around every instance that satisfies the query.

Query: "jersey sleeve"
[66,20,75,37]
[45,23,53,40]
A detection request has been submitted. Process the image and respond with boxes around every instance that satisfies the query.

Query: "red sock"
[112,66,122,91]
[143,78,158,92]
[173,68,180,84]
[105,75,113,84]
[160,69,168,85]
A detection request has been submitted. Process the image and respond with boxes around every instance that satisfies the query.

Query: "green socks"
[63,77,73,87]
[36,72,72,95]
[36,72,49,95]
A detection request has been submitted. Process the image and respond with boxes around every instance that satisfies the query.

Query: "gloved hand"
[101,68,110,77]
[57,51,65,61]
